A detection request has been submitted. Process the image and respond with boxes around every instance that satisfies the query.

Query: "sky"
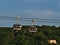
[0,0,60,27]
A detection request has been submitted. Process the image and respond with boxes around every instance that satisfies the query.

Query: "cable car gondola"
[28,20,37,32]
[13,24,22,30]
[29,25,37,32]
[13,16,22,30]
[48,39,57,44]
[48,36,57,44]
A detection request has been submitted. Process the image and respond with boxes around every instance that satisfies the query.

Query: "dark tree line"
[0,25,60,45]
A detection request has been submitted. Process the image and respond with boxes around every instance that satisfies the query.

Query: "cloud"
[24,10,60,18]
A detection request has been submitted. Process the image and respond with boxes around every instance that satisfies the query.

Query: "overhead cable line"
[0,16,60,23]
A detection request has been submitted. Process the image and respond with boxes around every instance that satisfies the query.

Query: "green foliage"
[0,26,60,45]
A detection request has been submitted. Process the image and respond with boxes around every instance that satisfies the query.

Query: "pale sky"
[0,0,60,27]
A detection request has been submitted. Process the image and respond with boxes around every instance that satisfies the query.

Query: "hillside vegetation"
[0,25,60,45]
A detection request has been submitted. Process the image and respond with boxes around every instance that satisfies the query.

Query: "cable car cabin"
[48,39,57,44]
[13,24,22,30]
[29,25,37,32]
